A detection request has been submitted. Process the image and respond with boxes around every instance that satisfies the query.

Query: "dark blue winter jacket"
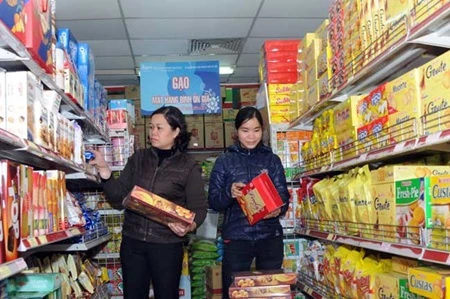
[208,143,290,241]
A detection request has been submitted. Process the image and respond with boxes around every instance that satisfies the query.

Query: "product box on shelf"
[206,264,222,294]
[123,186,196,227]
[204,122,224,149]
[334,95,364,133]
[222,109,240,122]
[307,83,319,107]
[43,91,61,152]
[386,68,421,142]
[233,270,297,287]
[33,84,49,149]
[420,50,450,135]
[392,256,420,275]
[187,122,204,149]
[374,272,426,299]
[408,267,450,299]
[107,110,130,130]
[0,160,20,262]
[228,285,291,298]
[19,164,33,240]
[267,84,294,96]
[77,43,95,112]
[240,88,258,106]
[224,121,236,148]
[425,175,450,250]
[236,172,284,225]
[57,28,78,67]
[204,114,223,123]
[5,71,37,141]
[0,0,52,73]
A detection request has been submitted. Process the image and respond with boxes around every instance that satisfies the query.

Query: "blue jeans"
[222,236,284,299]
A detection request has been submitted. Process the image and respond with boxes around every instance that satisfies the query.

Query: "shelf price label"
[37,236,47,245]
[28,238,38,248]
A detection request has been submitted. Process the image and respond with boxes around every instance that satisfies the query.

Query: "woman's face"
[237,117,262,149]
[149,114,180,150]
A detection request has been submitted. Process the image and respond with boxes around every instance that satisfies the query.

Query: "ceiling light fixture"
[219,66,234,75]
[135,66,234,76]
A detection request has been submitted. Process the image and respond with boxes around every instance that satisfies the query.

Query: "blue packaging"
[57,28,79,66]
[77,43,95,112]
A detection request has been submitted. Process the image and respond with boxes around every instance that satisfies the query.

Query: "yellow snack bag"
[337,173,351,233]
[341,170,359,235]
[333,245,352,295]
[313,178,333,230]
[354,165,375,238]
[340,248,365,297]
[330,175,343,223]
[356,255,381,299]
[323,245,337,290]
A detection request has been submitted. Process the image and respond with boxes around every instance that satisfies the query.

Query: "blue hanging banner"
[140,60,221,115]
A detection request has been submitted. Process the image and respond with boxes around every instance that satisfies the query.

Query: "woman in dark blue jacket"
[208,106,290,298]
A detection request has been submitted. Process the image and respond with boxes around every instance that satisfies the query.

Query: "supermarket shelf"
[94,253,120,259]
[296,228,450,266]
[0,22,108,143]
[0,258,27,281]
[187,149,224,155]
[36,234,111,252]
[298,126,450,178]
[99,209,124,216]
[66,171,100,183]
[289,3,450,129]
[296,281,325,299]
[0,129,86,174]
[18,227,86,252]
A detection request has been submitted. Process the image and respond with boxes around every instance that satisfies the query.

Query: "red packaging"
[237,172,284,225]
[264,52,298,63]
[19,165,33,239]
[123,186,195,226]
[264,72,298,84]
[107,110,129,129]
[264,61,298,73]
[0,0,52,73]
[0,160,20,262]
[263,40,301,52]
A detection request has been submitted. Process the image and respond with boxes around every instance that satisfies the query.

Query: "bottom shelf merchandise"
[294,237,450,299]
[2,253,112,298]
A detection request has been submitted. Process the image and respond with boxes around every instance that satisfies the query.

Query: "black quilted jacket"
[208,143,290,241]
[102,148,207,243]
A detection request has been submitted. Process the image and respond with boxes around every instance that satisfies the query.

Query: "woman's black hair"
[151,106,191,151]
[235,106,264,130]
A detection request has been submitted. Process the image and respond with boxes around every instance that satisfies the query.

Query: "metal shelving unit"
[0,258,28,281]
[37,234,112,252]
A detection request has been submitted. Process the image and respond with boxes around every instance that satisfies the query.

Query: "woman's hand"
[231,182,245,198]
[263,208,281,219]
[168,222,197,237]
[88,150,112,180]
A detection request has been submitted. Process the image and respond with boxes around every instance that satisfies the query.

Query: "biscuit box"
[123,186,195,226]
[229,285,291,298]
[233,270,297,287]
[237,172,284,225]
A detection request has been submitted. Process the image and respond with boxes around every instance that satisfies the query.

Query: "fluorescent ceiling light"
[220,66,234,75]
[135,66,234,76]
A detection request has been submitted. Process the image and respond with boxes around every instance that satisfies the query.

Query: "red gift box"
[237,172,284,225]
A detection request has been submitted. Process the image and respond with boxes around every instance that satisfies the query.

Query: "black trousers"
[120,235,183,299]
[222,236,284,299]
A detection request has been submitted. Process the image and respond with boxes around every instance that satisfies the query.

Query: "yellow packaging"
[307,83,320,107]
[303,33,318,49]
[270,115,291,124]
[334,95,365,133]
[392,256,419,275]
[375,272,426,299]
[318,72,330,101]
[411,0,431,26]
[386,68,421,142]
[371,165,450,184]
[267,84,294,95]
[312,178,334,228]
[269,94,291,106]
[339,171,358,235]
[427,175,450,250]
[334,245,352,293]
[354,166,375,238]
[371,0,382,55]
[321,109,334,132]
[340,249,364,297]
[356,255,381,299]
[360,0,373,65]
[318,47,332,79]
[408,267,450,299]
[357,95,371,126]
[306,65,318,89]
[330,175,343,222]
[380,0,412,49]
[323,245,336,290]
[305,39,321,70]
[336,128,358,161]
[420,50,450,135]
[315,19,330,41]
[371,181,397,242]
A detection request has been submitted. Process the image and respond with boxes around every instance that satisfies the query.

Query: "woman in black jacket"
[89,106,207,299]
[208,106,290,299]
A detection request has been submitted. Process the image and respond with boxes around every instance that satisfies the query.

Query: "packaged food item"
[392,256,420,275]
[354,166,374,238]
[333,245,352,295]
[323,245,336,290]
[233,270,296,287]
[340,248,364,297]
[375,272,426,299]
[339,171,358,235]
[228,285,291,298]
[408,267,450,299]
[123,186,195,227]
[236,172,284,225]
[426,175,450,250]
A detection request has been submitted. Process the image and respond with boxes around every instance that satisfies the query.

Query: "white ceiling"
[56,0,332,86]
